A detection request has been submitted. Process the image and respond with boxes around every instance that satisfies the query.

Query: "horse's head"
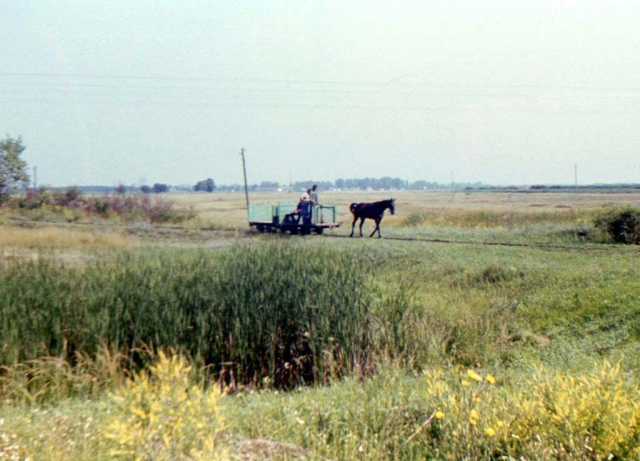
[388,199,396,215]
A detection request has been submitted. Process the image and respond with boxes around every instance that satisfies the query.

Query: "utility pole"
[240,148,250,220]
[449,170,456,202]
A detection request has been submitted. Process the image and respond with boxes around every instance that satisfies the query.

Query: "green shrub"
[594,207,640,244]
[4,188,194,224]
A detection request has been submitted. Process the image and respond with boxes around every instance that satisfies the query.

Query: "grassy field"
[1,191,640,460]
[173,190,640,229]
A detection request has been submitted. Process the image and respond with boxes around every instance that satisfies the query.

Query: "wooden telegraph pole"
[240,148,250,221]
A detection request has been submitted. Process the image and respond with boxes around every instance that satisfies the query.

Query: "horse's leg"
[378,219,383,238]
[359,218,365,237]
[370,218,381,238]
[350,215,357,237]
[369,220,377,238]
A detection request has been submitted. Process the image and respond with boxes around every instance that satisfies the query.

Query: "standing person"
[297,188,311,213]
[306,185,321,231]
[295,188,312,226]
[298,188,311,206]
[309,184,319,206]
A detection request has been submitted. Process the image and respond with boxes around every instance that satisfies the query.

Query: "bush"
[420,363,640,460]
[4,188,193,224]
[8,188,50,210]
[59,187,82,206]
[0,244,372,388]
[594,207,640,244]
[104,351,227,461]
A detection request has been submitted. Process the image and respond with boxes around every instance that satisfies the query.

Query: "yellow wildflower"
[486,374,496,385]
[469,409,480,426]
[104,352,226,460]
[467,370,483,383]
[435,411,445,420]
[484,427,496,437]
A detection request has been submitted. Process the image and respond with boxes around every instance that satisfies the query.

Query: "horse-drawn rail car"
[249,203,340,235]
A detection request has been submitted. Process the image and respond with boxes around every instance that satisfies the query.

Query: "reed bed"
[0,243,372,388]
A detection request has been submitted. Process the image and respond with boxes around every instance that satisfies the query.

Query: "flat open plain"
[1,190,640,460]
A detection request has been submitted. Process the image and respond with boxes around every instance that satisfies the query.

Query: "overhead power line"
[2,72,640,93]
[0,72,385,87]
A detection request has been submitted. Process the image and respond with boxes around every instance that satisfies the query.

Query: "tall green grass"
[0,243,372,387]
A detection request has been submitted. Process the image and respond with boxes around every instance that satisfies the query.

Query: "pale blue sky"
[2,0,640,186]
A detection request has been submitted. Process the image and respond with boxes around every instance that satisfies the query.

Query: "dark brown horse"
[349,199,396,238]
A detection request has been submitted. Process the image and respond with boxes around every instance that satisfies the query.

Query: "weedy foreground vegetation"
[1,195,640,460]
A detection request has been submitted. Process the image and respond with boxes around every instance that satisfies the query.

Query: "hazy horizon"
[32,178,640,190]
[3,1,640,187]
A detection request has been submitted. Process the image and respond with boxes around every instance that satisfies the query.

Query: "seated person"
[282,189,312,226]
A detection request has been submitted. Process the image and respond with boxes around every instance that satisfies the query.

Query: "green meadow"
[1,192,640,460]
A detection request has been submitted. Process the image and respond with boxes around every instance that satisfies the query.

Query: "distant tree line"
[529,184,640,191]
[3,136,639,196]
[140,183,170,194]
[213,178,484,192]
[193,178,216,192]
[292,178,482,191]
[72,180,640,195]
[139,178,217,194]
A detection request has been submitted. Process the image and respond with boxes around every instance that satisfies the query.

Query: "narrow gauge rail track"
[323,232,640,254]
[4,217,639,255]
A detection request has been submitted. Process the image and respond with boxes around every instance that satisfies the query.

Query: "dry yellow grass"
[0,226,135,250]
[171,191,640,229]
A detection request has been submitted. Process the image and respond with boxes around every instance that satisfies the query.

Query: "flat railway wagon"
[249,203,340,235]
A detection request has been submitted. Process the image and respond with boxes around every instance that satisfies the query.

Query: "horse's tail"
[349,203,359,214]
